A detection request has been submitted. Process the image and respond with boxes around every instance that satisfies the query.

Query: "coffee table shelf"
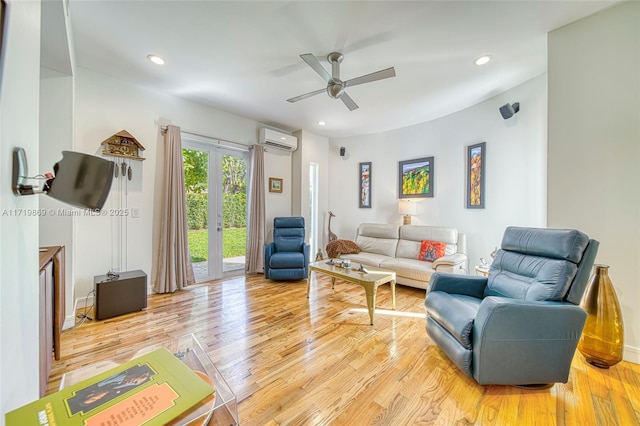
[307,260,396,325]
[60,333,238,425]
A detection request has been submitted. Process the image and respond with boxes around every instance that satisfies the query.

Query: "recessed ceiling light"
[318,121,326,126]
[147,54,165,65]
[473,55,492,66]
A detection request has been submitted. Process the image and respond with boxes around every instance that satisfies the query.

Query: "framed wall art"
[269,177,283,193]
[359,162,371,208]
[466,142,486,208]
[398,156,434,198]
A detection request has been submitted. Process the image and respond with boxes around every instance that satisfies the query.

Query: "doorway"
[182,138,248,282]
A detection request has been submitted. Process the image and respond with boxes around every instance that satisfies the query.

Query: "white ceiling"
[64,1,617,139]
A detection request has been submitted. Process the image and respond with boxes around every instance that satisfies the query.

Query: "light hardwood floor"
[48,274,640,425]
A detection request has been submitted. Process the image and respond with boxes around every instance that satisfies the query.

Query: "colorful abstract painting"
[399,157,434,198]
[467,142,486,208]
[359,162,372,208]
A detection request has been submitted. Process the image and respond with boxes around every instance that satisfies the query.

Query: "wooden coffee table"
[307,261,396,325]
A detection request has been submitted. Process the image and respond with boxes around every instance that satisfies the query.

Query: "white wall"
[548,1,640,362]
[264,148,293,242]
[328,74,548,272]
[292,130,330,250]
[0,0,43,419]
[39,68,75,327]
[72,68,288,300]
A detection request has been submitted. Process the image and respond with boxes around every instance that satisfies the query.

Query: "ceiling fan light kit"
[287,51,396,111]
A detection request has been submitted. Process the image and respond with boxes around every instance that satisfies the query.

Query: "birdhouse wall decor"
[101,130,146,160]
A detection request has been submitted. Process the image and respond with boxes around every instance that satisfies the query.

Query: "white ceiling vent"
[258,128,297,151]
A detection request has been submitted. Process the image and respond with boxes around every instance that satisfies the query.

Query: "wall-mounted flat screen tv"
[46,151,114,210]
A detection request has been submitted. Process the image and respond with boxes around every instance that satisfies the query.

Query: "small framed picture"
[398,156,434,198]
[466,142,486,208]
[269,177,283,193]
[359,162,371,208]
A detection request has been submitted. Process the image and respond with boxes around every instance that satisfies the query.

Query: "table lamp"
[398,200,417,225]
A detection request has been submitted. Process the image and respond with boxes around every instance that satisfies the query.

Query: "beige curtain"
[245,144,266,274]
[153,125,195,293]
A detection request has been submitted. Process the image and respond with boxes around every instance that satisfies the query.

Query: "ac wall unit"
[259,128,298,151]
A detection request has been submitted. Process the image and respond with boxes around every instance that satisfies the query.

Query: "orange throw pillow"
[418,240,446,262]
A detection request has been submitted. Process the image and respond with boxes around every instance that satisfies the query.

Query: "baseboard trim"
[75,294,95,309]
[63,315,75,330]
[62,295,96,330]
[624,344,640,365]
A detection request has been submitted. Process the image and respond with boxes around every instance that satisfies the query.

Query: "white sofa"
[340,223,468,290]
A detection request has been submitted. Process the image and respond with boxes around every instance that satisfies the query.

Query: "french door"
[182,138,248,282]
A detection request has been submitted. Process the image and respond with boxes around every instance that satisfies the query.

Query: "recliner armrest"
[264,242,275,279]
[265,242,276,256]
[428,273,487,298]
[303,243,310,261]
[475,297,587,340]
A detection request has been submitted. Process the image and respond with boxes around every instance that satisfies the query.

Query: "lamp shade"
[398,200,417,216]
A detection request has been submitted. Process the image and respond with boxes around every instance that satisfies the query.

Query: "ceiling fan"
[286,52,396,111]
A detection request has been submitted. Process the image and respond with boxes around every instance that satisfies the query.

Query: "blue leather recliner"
[264,217,310,281]
[425,226,599,386]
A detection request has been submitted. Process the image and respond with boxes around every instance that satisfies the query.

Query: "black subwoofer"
[94,270,147,320]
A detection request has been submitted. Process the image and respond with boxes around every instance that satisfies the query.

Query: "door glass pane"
[221,154,247,275]
[183,148,209,281]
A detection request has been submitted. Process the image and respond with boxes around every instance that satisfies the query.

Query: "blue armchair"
[425,226,599,386]
[264,217,310,281]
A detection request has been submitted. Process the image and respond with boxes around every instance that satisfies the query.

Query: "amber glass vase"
[577,265,624,368]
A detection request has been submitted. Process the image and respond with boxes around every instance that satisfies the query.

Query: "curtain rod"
[160,125,250,151]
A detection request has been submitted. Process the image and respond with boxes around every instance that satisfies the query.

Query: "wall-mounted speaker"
[340,147,346,157]
[500,102,520,119]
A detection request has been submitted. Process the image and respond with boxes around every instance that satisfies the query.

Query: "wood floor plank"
[47,274,640,425]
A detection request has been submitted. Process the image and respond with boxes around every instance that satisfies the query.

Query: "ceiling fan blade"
[287,88,325,103]
[300,53,331,83]
[340,92,359,111]
[345,67,396,88]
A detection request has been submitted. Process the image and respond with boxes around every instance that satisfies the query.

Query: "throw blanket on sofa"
[326,239,361,259]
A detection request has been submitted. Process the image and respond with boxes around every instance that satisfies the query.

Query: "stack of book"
[6,348,216,426]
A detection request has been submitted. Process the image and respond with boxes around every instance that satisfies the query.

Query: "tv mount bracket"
[12,147,48,195]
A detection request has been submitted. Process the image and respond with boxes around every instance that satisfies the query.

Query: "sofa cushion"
[354,224,399,257]
[485,251,578,301]
[418,240,446,261]
[347,223,467,289]
[341,252,389,268]
[397,226,458,258]
[269,252,306,269]
[380,258,434,282]
[273,217,305,252]
[484,227,590,302]
[501,226,589,263]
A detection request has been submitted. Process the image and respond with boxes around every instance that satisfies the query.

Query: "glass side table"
[60,334,238,425]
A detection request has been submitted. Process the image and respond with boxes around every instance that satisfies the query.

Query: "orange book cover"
[6,348,215,426]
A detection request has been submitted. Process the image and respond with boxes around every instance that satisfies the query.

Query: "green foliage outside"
[183,149,248,262]
[183,150,247,196]
[186,192,246,230]
[183,150,248,230]
[188,228,247,262]
[183,149,208,193]
[223,192,246,228]
[186,193,208,229]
